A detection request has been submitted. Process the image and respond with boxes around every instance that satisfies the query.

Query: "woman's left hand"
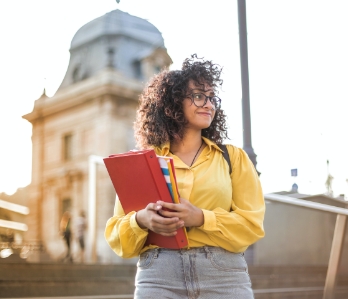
[156,198,204,228]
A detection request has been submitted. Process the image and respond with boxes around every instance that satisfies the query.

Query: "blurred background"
[1,0,348,197]
[0,1,347,298]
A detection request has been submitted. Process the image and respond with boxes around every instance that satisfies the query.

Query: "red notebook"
[103,149,188,249]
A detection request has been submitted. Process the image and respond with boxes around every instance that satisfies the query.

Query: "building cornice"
[23,68,144,123]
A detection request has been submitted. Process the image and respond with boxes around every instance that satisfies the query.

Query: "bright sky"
[0,0,347,197]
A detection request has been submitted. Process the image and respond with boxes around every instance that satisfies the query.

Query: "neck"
[170,130,203,154]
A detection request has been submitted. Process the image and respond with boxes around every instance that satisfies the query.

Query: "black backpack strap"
[216,144,232,175]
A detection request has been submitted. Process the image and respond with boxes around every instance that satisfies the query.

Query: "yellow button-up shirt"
[105,137,265,258]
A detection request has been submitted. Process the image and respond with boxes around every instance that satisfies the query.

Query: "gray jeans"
[135,246,254,299]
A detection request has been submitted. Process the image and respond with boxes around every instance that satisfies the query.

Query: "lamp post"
[237,0,260,175]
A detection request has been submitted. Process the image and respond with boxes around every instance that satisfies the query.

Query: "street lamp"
[237,0,260,176]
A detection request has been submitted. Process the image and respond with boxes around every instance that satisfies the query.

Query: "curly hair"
[134,54,229,149]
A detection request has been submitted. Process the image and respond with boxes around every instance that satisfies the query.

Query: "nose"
[203,97,215,110]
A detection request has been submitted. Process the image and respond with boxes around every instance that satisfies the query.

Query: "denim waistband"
[147,246,240,255]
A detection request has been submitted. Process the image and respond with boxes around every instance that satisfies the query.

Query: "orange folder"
[103,149,188,249]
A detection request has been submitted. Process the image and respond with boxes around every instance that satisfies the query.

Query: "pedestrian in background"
[75,210,87,263]
[60,211,72,262]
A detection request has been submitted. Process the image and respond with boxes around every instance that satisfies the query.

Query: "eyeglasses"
[187,93,221,110]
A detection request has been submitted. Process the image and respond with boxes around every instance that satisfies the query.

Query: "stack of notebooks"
[103,149,188,249]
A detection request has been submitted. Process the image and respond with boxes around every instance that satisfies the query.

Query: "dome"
[71,9,165,50]
[57,9,171,92]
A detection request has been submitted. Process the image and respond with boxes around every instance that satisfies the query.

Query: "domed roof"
[71,9,165,49]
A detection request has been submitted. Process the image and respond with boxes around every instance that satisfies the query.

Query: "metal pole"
[323,214,347,299]
[237,0,260,175]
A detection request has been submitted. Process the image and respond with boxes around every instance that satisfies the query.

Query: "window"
[154,65,161,74]
[63,134,73,161]
[133,60,142,79]
[72,65,80,83]
[61,198,71,216]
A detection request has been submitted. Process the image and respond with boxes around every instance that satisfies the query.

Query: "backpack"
[216,144,232,175]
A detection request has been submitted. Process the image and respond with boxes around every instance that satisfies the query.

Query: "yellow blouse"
[104,137,265,258]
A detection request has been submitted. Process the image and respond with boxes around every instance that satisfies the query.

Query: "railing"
[264,193,348,299]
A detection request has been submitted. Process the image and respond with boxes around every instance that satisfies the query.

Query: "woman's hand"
[156,198,204,228]
[135,203,185,236]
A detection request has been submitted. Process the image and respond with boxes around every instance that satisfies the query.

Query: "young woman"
[105,55,265,298]
[60,211,72,262]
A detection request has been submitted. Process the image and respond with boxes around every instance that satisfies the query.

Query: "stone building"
[22,9,172,263]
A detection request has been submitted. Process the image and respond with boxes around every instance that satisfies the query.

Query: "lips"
[197,112,212,117]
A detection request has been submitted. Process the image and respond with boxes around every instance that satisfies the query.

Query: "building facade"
[22,9,172,263]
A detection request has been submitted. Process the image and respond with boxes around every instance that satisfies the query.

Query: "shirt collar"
[155,137,223,155]
[154,142,170,156]
[201,137,223,154]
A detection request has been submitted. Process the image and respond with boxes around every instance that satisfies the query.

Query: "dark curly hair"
[134,54,229,149]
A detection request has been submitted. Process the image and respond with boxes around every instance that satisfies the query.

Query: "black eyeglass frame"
[186,93,222,110]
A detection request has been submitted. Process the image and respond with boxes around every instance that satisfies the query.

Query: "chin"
[198,123,212,130]
[202,121,213,128]
[187,120,213,130]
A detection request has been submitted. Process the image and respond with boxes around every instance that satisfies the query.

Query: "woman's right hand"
[135,203,184,236]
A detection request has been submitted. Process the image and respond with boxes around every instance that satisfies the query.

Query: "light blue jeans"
[135,246,254,299]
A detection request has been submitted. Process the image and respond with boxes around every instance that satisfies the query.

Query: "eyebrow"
[191,88,215,95]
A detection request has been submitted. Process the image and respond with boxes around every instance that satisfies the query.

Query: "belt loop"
[204,246,211,258]
[154,248,159,259]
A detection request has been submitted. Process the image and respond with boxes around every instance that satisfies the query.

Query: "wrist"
[135,210,147,229]
[194,208,204,227]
